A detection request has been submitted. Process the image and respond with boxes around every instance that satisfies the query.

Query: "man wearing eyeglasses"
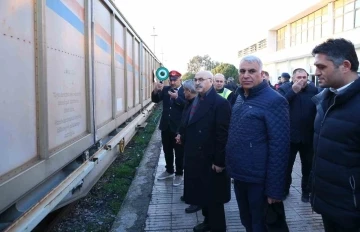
[180,70,231,232]
[226,55,290,231]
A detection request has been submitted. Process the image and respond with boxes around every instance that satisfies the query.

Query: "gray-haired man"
[176,80,201,214]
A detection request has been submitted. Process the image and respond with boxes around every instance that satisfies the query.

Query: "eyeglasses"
[194,77,211,83]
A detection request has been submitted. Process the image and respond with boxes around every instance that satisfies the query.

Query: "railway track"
[32,202,77,232]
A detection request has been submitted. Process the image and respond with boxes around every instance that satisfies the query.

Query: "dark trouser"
[202,203,226,231]
[285,142,313,194]
[322,215,360,232]
[161,128,184,175]
[234,180,267,232]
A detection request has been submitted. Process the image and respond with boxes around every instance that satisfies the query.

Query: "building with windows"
[238,0,360,84]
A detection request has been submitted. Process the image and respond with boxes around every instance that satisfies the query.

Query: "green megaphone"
[155,66,169,82]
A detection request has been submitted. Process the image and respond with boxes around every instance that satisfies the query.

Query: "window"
[334,16,344,32]
[296,20,302,44]
[308,13,314,41]
[333,0,360,32]
[344,1,355,30]
[290,23,296,47]
[355,0,360,27]
[344,11,355,30]
[322,5,329,15]
[302,17,308,43]
[322,6,329,36]
[356,8,360,27]
[345,0,355,12]
[277,27,286,50]
[314,9,322,39]
[334,0,344,33]
[335,0,344,17]
[322,21,329,36]
[288,6,329,45]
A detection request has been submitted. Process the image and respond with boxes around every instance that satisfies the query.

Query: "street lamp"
[160,50,164,63]
[151,27,157,55]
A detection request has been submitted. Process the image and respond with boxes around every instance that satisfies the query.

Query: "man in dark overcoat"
[278,68,318,202]
[151,70,186,186]
[180,70,231,232]
[310,38,360,232]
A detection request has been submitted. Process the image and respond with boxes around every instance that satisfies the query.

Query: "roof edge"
[270,0,333,30]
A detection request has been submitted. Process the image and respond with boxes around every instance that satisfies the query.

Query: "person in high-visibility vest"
[214,73,234,103]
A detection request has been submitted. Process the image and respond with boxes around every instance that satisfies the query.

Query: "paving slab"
[144,149,324,232]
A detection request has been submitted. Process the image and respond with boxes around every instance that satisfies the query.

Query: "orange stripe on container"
[95,23,111,45]
[115,43,124,55]
[126,56,133,65]
[62,0,84,21]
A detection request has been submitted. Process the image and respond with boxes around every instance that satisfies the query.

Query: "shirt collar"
[199,86,213,98]
[329,81,354,94]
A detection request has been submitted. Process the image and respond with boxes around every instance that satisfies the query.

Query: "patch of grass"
[50,105,162,232]
[109,200,122,214]
[113,164,133,176]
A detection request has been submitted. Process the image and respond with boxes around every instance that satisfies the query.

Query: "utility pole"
[160,50,164,63]
[151,27,157,55]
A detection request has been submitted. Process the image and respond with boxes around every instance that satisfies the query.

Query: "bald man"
[214,73,235,104]
[180,70,231,232]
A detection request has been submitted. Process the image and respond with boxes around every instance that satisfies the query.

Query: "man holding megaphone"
[152,70,186,187]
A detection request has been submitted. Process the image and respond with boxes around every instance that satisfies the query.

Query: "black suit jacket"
[278,82,317,144]
[182,87,231,206]
[151,86,186,132]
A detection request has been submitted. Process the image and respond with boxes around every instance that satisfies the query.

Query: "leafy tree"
[181,72,195,81]
[187,55,219,73]
[211,63,239,84]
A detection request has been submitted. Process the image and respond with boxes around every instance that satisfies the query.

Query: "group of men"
[151,38,360,232]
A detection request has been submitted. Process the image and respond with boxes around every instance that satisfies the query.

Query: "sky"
[114,0,321,74]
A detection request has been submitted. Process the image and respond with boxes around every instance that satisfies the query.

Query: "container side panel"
[142,48,146,101]
[46,0,88,150]
[0,0,37,177]
[94,0,112,128]
[114,19,125,114]
[134,40,140,105]
[126,31,134,109]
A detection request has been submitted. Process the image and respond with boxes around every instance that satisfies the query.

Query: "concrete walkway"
[144,149,324,232]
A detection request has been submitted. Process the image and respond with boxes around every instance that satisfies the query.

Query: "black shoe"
[180,196,184,201]
[193,222,210,232]
[185,205,201,214]
[301,193,309,203]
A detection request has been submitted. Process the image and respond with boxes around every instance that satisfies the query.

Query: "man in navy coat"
[311,38,360,231]
[226,55,290,232]
[151,70,186,186]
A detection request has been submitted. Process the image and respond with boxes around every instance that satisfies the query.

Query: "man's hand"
[175,134,181,144]
[212,164,225,173]
[168,89,178,99]
[153,82,163,92]
[267,197,281,204]
[292,79,307,93]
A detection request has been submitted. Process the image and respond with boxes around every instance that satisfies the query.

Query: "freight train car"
[0,0,161,230]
